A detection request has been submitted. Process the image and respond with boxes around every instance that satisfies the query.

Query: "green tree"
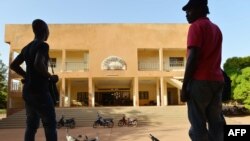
[224,56,250,75]
[223,56,250,109]
[233,67,250,108]
[0,58,7,108]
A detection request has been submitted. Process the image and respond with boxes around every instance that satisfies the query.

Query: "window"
[169,57,184,67]
[139,91,149,100]
[49,58,57,68]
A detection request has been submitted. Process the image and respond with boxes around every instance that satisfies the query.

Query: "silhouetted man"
[181,0,225,140]
[10,19,57,141]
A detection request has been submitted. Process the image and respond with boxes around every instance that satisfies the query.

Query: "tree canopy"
[223,56,250,109]
[0,58,7,108]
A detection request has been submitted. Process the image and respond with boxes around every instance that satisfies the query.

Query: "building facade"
[5,24,189,115]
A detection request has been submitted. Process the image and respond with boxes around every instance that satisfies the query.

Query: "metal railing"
[10,81,22,92]
[138,62,159,71]
[163,62,185,71]
[65,62,89,71]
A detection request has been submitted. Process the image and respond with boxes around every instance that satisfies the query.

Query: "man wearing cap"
[181,0,225,141]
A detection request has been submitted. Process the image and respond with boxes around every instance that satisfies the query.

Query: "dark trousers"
[23,91,57,141]
[187,80,225,141]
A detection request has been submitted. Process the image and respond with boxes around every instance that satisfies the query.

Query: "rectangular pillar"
[160,77,166,106]
[65,80,71,107]
[156,78,160,106]
[177,89,181,104]
[88,77,94,107]
[159,48,163,71]
[61,50,66,72]
[60,77,65,107]
[7,51,14,110]
[164,81,168,106]
[133,77,139,107]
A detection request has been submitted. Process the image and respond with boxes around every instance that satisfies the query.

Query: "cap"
[182,0,207,11]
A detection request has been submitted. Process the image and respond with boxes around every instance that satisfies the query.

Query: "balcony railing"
[65,62,89,71]
[10,82,22,93]
[138,61,159,71]
[163,62,185,71]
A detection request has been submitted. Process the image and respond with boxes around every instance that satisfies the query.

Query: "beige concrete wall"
[5,24,188,110]
[5,24,188,77]
[66,51,86,61]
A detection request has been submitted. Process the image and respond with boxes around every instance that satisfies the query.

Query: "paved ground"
[0,112,250,141]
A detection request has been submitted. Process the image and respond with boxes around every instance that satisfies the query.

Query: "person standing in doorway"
[10,19,57,141]
[181,0,225,141]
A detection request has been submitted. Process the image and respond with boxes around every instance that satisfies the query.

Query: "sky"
[0,0,250,67]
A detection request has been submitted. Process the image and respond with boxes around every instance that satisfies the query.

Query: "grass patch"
[0,109,6,114]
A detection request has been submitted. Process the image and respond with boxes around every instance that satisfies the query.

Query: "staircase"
[0,106,188,128]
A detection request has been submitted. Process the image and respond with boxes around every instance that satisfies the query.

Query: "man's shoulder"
[35,41,49,52]
[191,17,221,32]
[20,42,32,54]
[41,42,49,46]
[23,41,34,49]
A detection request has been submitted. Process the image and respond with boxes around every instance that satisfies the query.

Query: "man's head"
[32,19,49,41]
[182,0,209,23]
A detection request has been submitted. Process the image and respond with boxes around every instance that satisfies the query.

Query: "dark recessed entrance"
[95,90,132,106]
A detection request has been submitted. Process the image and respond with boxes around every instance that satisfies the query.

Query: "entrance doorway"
[95,91,132,106]
[167,88,178,105]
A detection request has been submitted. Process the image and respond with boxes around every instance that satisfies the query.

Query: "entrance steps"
[0,106,188,128]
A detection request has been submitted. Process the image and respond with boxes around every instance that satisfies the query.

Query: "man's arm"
[181,47,198,102]
[10,54,26,78]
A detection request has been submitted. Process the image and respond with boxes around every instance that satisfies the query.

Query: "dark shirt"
[15,41,50,94]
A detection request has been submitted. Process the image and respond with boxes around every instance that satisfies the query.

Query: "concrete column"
[160,77,165,106]
[156,78,160,106]
[7,50,14,110]
[164,82,168,106]
[92,81,95,107]
[159,48,163,71]
[88,77,94,107]
[61,50,66,72]
[60,77,66,107]
[9,99,12,109]
[177,88,181,104]
[133,77,139,107]
[66,80,71,107]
